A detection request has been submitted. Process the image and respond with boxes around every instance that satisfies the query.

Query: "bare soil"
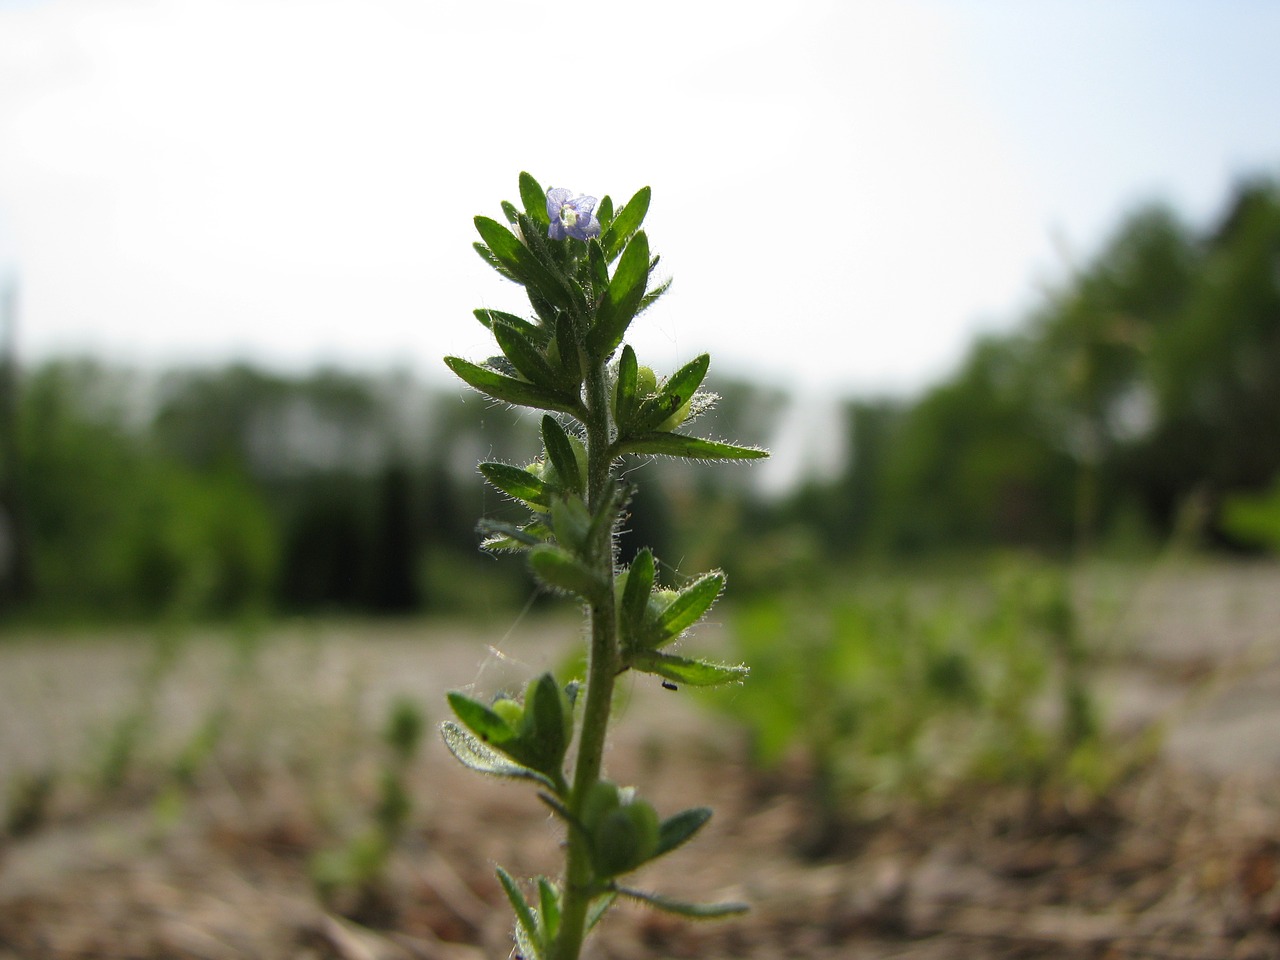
[1,560,1279,959]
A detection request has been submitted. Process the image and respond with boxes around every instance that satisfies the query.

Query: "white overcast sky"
[1,0,1278,398]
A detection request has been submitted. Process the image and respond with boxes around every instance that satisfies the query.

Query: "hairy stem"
[551,351,620,960]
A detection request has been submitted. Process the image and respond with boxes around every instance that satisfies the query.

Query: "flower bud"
[492,697,524,730]
[658,398,692,432]
[636,365,657,399]
[591,797,660,878]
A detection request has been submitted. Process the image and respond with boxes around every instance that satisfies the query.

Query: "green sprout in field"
[441,174,766,960]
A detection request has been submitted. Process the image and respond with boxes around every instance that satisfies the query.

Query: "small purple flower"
[546,187,601,242]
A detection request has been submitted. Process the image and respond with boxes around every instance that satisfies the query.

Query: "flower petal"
[546,187,573,220]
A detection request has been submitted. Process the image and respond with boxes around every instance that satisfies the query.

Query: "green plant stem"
[552,351,620,960]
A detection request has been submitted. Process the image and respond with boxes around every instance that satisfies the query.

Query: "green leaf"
[496,867,542,957]
[529,544,602,598]
[638,275,672,315]
[514,922,538,960]
[474,241,519,283]
[656,807,713,857]
[492,321,559,389]
[516,212,590,318]
[500,199,520,225]
[596,195,614,229]
[474,216,572,311]
[478,519,547,552]
[439,721,556,789]
[445,357,580,415]
[523,672,570,764]
[602,186,651,262]
[479,462,549,507]
[629,651,749,687]
[550,496,592,553]
[616,886,748,919]
[519,171,550,225]
[655,572,725,645]
[587,238,609,289]
[591,801,659,877]
[537,877,561,943]
[632,354,710,433]
[587,231,650,358]
[617,433,769,461]
[552,314,581,390]
[474,216,529,276]
[586,892,618,933]
[542,416,583,496]
[475,308,549,344]
[447,692,517,745]
[528,289,559,326]
[613,345,639,432]
[620,548,655,642]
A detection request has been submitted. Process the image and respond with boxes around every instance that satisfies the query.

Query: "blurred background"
[1,0,1278,619]
[2,2,1280,957]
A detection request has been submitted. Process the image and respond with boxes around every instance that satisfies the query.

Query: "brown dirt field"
[1,560,1279,959]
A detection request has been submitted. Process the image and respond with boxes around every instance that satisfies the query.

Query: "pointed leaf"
[632,354,710,433]
[550,496,592,553]
[614,345,639,431]
[620,548,655,643]
[617,886,748,919]
[474,308,546,340]
[496,867,542,956]
[500,199,520,225]
[478,518,549,552]
[480,462,550,506]
[537,878,561,943]
[473,216,529,276]
[655,572,725,645]
[587,238,609,289]
[492,321,559,389]
[638,275,672,315]
[529,544,602,598]
[474,241,519,283]
[542,416,583,496]
[587,231,650,358]
[447,692,517,745]
[601,186,652,262]
[440,721,556,788]
[474,216,572,310]
[552,313,581,390]
[617,433,769,461]
[513,922,539,960]
[516,212,589,316]
[587,892,618,931]
[524,672,570,763]
[656,807,713,857]
[519,171,550,225]
[629,651,749,687]
[445,357,580,415]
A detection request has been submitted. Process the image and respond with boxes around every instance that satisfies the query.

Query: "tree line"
[793,175,1280,559]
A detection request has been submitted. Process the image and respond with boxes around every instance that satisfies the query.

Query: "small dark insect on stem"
[661,681,679,691]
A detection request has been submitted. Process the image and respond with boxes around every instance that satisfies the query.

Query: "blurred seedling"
[717,562,1121,851]
[310,697,425,922]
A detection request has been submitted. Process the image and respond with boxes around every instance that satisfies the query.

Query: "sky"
[1,0,1279,402]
